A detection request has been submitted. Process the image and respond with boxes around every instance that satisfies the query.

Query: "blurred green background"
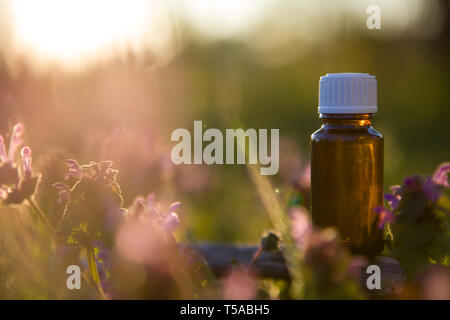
[0,0,449,243]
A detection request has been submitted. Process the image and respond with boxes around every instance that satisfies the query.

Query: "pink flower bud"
[432,162,450,188]
[0,135,7,163]
[374,206,395,229]
[161,212,180,232]
[52,182,71,203]
[64,159,83,180]
[8,123,24,161]
[20,146,32,174]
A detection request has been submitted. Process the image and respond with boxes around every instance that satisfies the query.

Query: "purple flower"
[8,123,24,161]
[404,177,418,191]
[432,162,450,188]
[0,124,39,204]
[160,212,180,232]
[131,196,146,215]
[347,256,367,279]
[422,177,441,203]
[290,206,313,250]
[0,136,7,163]
[146,193,159,217]
[160,201,181,232]
[222,268,257,300]
[168,201,181,213]
[374,206,395,229]
[384,193,401,211]
[0,123,25,164]
[129,194,156,218]
[147,193,156,207]
[20,146,32,175]
[64,159,83,180]
[128,194,181,233]
[52,182,71,203]
[116,215,176,267]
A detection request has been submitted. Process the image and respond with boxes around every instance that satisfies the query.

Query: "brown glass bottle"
[311,113,384,256]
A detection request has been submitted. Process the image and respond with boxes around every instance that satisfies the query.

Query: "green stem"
[246,164,305,298]
[86,243,107,300]
[26,197,60,245]
[26,197,107,299]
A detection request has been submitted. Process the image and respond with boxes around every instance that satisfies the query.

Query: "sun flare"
[10,0,152,64]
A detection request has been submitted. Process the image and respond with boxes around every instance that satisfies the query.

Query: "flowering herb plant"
[0,123,39,205]
[375,163,450,276]
[0,122,448,299]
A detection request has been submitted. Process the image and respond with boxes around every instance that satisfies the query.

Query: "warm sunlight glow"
[10,0,152,64]
[180,0,268,37]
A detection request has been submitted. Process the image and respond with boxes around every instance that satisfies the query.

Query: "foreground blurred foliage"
[55,160,125,249]
[0,123,448,299]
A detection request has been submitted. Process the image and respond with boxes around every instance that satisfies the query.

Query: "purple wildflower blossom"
[289,206,313,250]
[168,201,181,213]
[0,124,39,204]
[222,268,257,300]
[374,206,395,229]
[0,123,25,164]
[377,183,402,228]
[147,193,156,206]
[64,159,83,180]
[131,196,146,215]
[52,182,71,203]
[128,194,181,233]
[160,211,180,232]
[8,123,24,161]
[422,177,441,202]
[347,256,367,279]
[432,162,450,188]
[158,201,181,232]
[404,176,418,192]
[0,136,7,163]
[20,146,32,175]
[115,196,180,267]
[384,193,401,211]
[146,193,159,217]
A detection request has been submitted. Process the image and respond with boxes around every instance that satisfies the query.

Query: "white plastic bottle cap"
[318,73,377,114]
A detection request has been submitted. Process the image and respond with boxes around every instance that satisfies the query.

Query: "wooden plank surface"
[189,243,407,296]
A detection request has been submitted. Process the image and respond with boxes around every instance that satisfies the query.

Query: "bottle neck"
[320,113,374,127]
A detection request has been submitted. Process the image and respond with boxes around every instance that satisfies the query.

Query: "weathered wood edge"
[187,243,407,296]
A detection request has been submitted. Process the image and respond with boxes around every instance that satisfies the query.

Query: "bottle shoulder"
[311,124,383,142]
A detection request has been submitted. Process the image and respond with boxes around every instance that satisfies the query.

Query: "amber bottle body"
[311,114,384,256]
